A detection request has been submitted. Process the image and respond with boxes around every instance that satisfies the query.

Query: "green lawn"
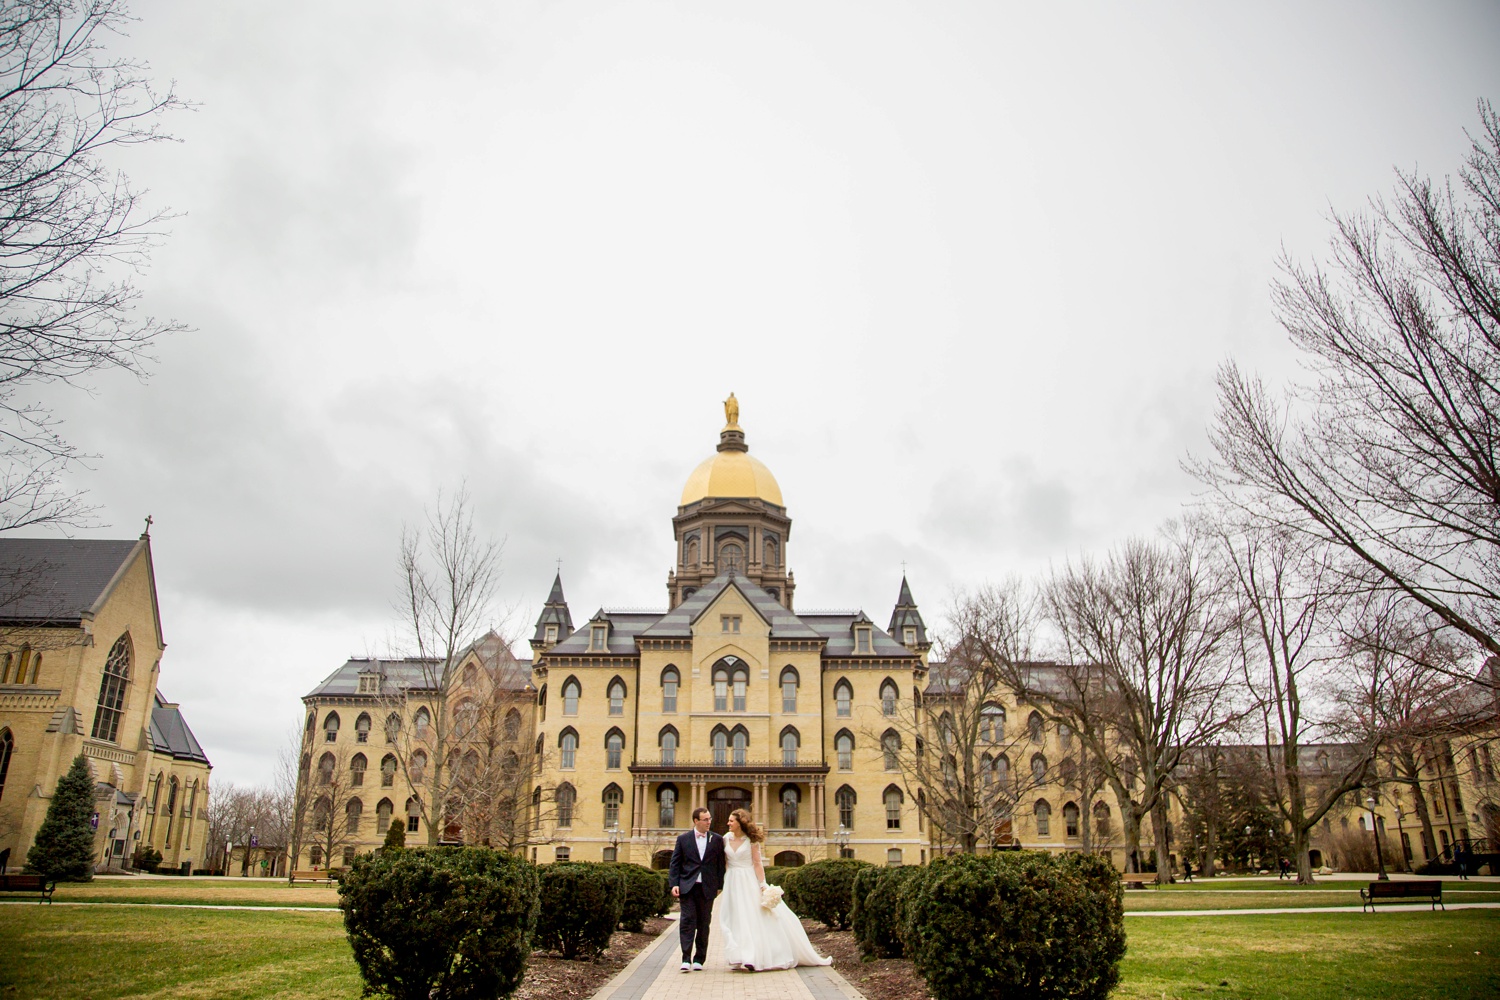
[50,877,340,908]
[0,905,358,1000]
[1120,911,1500,999]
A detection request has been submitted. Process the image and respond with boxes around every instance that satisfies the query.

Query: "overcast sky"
[41,1,1500,786]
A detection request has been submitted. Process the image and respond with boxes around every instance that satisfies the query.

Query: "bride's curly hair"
[729,808,765,843]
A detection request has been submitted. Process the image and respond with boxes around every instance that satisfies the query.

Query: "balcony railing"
[628,758,829,774]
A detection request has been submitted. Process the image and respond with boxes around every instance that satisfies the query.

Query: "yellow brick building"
[0,533,212,874]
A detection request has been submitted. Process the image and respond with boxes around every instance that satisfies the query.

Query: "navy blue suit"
[669,829,726,963]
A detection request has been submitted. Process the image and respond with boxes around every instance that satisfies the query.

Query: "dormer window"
[855,627,872,654]
[590,625,608,652]
[721,615,741,634]
[358,675,379,694]
[903,627,916,645]
[545,624,558,643]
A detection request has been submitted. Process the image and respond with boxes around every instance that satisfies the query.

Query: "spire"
[888,574,928,650]
[532,571,574,650]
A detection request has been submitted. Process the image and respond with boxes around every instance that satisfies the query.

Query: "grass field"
[50,877,340,908]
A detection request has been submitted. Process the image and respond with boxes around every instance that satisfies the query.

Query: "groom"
[668,807,726,972]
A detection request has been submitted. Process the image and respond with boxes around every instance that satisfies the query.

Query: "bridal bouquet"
[759,883,784,910]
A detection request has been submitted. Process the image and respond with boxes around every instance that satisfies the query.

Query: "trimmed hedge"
[602,862,667,932]
[535,862,627,960]
[339,846,540,1000]
[784,858,870,930]
[904,851,1126,1000]
[854,865,924,959]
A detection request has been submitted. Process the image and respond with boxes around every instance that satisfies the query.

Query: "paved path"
[590,917,863,1000]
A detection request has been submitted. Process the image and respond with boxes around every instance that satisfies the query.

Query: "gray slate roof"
[0,537,141,623]
[150,691,211,764]
[636,572,823,641]
[802,612,914,658]
[304,632,534,698]
[550,612,668,655]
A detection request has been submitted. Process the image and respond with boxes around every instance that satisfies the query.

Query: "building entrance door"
[707,787,751,835]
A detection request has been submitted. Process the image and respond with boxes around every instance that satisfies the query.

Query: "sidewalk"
[589,918,864,1000]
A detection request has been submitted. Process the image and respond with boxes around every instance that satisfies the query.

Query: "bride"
[718,808,833,971]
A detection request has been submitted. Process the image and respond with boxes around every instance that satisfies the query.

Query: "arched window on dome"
[719,542,744,573]
[764,536,779,569]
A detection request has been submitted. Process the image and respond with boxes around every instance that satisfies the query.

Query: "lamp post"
[1395,806,1409,873]
[1244,824,1252,870]
[608,823,621,861]
[1367,795,1390,881]
[834,824,851,859]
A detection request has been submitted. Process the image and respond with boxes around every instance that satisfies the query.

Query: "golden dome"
[679,395,784,507]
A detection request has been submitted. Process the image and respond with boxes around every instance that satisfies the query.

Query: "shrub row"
[851,864,923,959]
[767,859,871,930]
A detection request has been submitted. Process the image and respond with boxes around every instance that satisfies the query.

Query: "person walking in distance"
[669,807,726,972]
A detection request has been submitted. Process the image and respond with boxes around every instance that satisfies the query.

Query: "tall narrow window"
[732,668,747,712]
[350,754,367,786]
[504,709,522,740]
[1028,711,1044,743]
[781,668,798,713]
[324,712,341,742]
[560,730,578,769]
[713,730,727,766]
[346,798,362,833]
[658,785,677,827]
[836,732,854,771]
[608,680,626,716]
[884,786,903,829]
[660,728,678,765]
[1034,799,1051,837]
[410,751,427,784]
[603,784,622,828]
[1064,802,1080,838]
[882,730,901,771]
[662,667,679,713]
[732,729,747,766]
[355,713,371,743]
[407,797,420,833]
[880,680,898,717]
[781,728,799,767]
[563,680,580,716]
[376,799,393,834]
[414,707,430,739]
[855,627,872,654]
[834,680,852,717]
[1031,753,1048,785]
[90,635,132,743]
[980,704,1005,741]
[714,669,729,711]
[606,730,624,769]
[385,713,401,744]
[0,728,12,804]
[1093,801,1111,838]
[556,784,575,827]
[380,754,396,786]
[835,785,856,830]
[781,785,800,828]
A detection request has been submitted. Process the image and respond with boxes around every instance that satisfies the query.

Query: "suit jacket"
[669,829,726,896]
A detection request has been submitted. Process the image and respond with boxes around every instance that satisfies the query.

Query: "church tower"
[667,395,795,609]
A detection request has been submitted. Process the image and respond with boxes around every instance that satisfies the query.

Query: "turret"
[531,572,573,654]
[888,575,929,652]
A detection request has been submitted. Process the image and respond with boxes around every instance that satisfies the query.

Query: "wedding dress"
[718,834,833,971]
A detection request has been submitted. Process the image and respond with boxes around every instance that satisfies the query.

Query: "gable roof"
[150,691,211,765]
[637,572,822,641]
[0,537,145,625]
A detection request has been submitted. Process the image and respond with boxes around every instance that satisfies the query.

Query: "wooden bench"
[1121,877,1150,889]
[0,873,55,903]
[1360,879,1444,912]
[288,870,339,884]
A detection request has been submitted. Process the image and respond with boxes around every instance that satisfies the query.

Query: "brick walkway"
[590,917,865,1000]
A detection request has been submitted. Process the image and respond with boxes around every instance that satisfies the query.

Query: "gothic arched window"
[662,667,679,713]
[1034,799,1051,837]
[834,680,852,717]
[781,785,800,829]
[880,679,898,717]
[90,635,132,743]
[835,785,856,830]
[659,726,678,765]
[780,727,799,767]
[836,731,854,770]
[605,729,625,769]
[781,667,799,713]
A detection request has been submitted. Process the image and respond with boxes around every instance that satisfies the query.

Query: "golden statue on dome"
[724,392,740,428]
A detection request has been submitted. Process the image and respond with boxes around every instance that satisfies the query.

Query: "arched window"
[305,711,315,736]
[884,785,903,829]
[836,731,855,771]
[537,684,547,723]
[781,667,799,713]
[380,754,397,787]
[658,783,678,827]
[835,785,856,830]
[354,713,371,743]
[994,754,1010,787]
[556,783,575,827]
[504,709,522,741]
[719,541,744,573]
[460,749,479,785]
[455,699,478,734]
[406,796,421,833]
[659,726,678,765]
[1031,753,1048,785]
[410,750,428,784]
[732,728,748,766]
[602,783,623,828]
[1028,711,1044,743]
[662,667,679,713]
[834,679,852,717]
[938,712,956,747]
[562,678,580,716]
[350,754,367,786]
[90,635,132,743]
[981,753,997,788]
[1093,801,1111,838]
[1063,802,1080,838]
[714,667,730,711]
[559,728,578,769]
[1316,749,1331,772]
[346,798,363,833]
[608,678,626,716]
[0,728,12,805]
[164,776,179,844]
[781,784,800,828]
[1059,723,1073,749]
[732,667,748,712]
[764,536,779,568]
[1034,799,1051,837]
[385,713,401,744]
[980,704,1005,742]
[713,728,728,765]
[781,727,800,767]
[532,787,543,829]
[376,798,394,834]
[413,707,430,739]
[882,730,901,771]
[318,752,336,785]
[1059,758,1077,788]
[880,679,898,717]
[605,728,625,769]
[324,712,341,742]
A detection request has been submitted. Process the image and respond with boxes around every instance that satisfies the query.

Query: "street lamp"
[1367,795,1390,881]
[608,823,621,861]
[1244,825,1253,871]
[834,824,851,859]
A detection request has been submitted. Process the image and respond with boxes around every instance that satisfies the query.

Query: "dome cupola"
[679,393,784,508]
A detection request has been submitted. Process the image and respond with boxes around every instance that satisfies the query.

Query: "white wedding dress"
[718,834,833,971]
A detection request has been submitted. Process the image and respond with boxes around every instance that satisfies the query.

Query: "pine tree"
[382,817,406,853]
[26,754,98,881]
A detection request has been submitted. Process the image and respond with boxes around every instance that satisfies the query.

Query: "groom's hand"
[672,886,680,897]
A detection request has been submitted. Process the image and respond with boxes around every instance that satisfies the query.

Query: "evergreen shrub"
[382,820,406,853]
[339,846,540,1000]
[854,865,924,958]
[602,862,666,931]
[25,754,96,882]
[534,862,626,959]
[904,851,1126,1000]
[787,858,870,930]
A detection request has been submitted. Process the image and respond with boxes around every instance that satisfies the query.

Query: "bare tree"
[1192,101,1500,666]
[306,741,360,870]
[276,719,316,877]
[0,0,187,531]
[1022,529,1243,883]
[383,487,502,847]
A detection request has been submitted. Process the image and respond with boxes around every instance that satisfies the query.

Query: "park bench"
[1360,879,1443,912]
[0,873,55,903]
[288,870,339,884]
[1121,876,1150,889]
